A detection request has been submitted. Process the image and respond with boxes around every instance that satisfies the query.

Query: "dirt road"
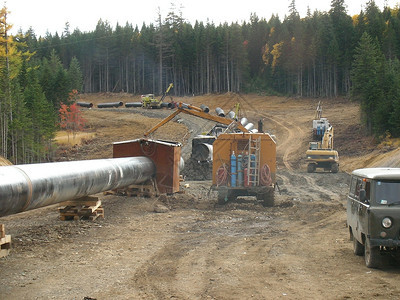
[1,94,400,299]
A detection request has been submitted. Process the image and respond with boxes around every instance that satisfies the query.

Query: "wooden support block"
[59,196,100,207]
[0,224,5,239]
[58,199,104,221]
[0,225,11,258]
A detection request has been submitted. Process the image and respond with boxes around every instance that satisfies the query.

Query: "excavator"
[306,126,339,173]
[142,83,174,108]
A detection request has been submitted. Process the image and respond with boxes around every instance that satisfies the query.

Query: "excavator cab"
[306,126,339,173]
[141,94,158,108]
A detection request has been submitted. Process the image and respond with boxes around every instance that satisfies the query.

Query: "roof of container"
[351,168,400,180]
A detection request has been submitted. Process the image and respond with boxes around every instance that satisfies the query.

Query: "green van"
[347,168,400,268]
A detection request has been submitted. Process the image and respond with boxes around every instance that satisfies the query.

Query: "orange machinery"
[212,133,276,206]
[113,138,182,194]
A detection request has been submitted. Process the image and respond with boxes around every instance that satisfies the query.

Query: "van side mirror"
[359,189,367,202]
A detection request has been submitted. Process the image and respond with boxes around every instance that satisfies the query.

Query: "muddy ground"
[1,93,400,299]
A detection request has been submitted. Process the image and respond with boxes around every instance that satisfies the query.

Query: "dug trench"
[1,94,400,299]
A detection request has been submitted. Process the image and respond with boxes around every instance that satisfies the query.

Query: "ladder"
[247,136,261,186]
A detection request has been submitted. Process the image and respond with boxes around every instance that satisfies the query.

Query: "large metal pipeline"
[125,102,142,108]
[97,102,123,108]
[0,157,155,217]
[76,102,93,108]
[192,143,213,162]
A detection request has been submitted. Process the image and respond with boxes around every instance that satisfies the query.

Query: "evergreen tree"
[67,56,83,92]
[351,32,385,134]
[24,68,56,162]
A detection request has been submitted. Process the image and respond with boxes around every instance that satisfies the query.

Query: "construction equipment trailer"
[143,102,277,205]
[211,133,276,206]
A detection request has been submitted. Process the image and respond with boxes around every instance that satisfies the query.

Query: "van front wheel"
[365,238,381,268]
[353,235,364,256]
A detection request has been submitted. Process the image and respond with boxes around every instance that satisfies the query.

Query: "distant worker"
[258,119,263,133]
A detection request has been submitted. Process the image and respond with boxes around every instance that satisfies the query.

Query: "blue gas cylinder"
[237,154,243,187]
[231,151,237,187]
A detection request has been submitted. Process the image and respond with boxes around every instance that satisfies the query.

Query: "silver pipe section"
[200,104,209,113]
[245,122,254,131]
[125,102,142,108]
[240,117,248,126]
[192,143,213,162]
[227,111,236,119]
[180,102,190,109]
[215,107,225,117]
[0,157,155,217]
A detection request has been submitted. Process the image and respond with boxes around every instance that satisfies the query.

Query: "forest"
[1,0,400,164]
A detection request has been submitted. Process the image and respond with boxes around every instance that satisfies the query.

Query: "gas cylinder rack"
[211,133,276,206]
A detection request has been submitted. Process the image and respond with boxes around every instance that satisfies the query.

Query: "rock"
[154,204,169,213]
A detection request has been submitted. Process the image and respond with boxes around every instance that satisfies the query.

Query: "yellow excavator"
[142,83,174,108]
[306,126,339,173]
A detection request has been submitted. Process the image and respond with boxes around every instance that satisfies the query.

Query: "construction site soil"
[2,93,400,299]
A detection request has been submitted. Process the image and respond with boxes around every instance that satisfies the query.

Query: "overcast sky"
[7,0,399,36]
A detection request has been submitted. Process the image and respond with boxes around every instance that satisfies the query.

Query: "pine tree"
[67,56,83,92]
[351,32,385,134]
[24,68,56,162]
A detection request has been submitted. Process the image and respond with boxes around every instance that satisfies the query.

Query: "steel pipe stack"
[0,157,155,217]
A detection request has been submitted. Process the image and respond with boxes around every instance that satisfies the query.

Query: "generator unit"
[211,133,276,206]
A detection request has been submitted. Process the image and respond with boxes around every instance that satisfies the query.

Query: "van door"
[347,176,369,243]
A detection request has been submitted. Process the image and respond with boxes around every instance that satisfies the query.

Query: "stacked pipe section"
[0,157,155,217]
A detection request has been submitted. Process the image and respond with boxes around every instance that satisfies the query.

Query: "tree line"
[1,0,400,164]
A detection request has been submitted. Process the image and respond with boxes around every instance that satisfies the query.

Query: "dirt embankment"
[2,93,400,300]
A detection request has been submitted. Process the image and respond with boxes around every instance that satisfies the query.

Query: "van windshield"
[374,180,400,205]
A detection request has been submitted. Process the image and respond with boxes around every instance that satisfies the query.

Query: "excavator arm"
[160,83,174,102]
[143,102,248,137]
[321,126,333,149]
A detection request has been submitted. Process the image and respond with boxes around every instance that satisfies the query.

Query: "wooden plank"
[0,234,11,258]
[59,205,104,221]
[59,196,99,207]
[0,235,11,245]
[0,224,5,239]
[79,201,102,213]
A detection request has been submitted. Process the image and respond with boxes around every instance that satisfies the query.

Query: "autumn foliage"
[59,102,86,141]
